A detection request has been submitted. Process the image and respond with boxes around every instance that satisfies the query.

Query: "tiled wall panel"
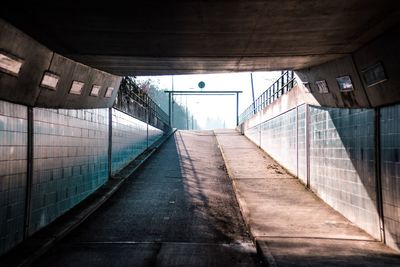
[309,106,379,239]
[112,109,151,174]
[297,104,307,184]
[0,101,27,255]
[0,103,166,256]
[244,124,260,147]
[259,108,298,175]
[148,124,164,147]
[243,104,381,242]
[31,108,109,233]
[381,104,400,249]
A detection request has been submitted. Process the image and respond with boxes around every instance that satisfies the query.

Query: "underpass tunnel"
[1,1,400,266]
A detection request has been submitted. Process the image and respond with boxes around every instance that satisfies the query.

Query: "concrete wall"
[296,55,370,108]
[0,100,165,256]
[353,27,400,107]
[242,101,400,250]
[0,101,27,254]
[240,82,320,133]
[295,27,400,109]
[31,108,109,233]
[0,18,121,109]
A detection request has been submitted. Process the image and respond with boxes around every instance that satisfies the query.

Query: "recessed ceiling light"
[90,85,101,96]
[40,72,60,90]
[302,82,311,92]
[362,62,387,87]
[315,80,329,94]
[0,52,23,76]
[336,75,354,92]
[105,87,114,98]
[69,81,84,95]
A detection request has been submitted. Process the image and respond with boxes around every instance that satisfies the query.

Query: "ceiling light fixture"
[0,52,23,76]
[40,72,60,90]
[105,87,114,98]
[69,81,85,95]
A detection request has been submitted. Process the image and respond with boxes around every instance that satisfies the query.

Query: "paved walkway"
[215,129,400,267]
[32,131,261,267]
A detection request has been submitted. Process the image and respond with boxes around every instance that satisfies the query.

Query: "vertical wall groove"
[24,107,33,238]
[375,107,385,242]
[108,108,112,179]
[146,105,149,149]
[305,104,310,188]
[296,105,299,177]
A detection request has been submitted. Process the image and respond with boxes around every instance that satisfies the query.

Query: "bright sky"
[137,71,282,129]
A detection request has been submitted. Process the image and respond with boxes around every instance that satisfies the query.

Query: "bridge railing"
[114,87,170,131]
[239,71,296,124]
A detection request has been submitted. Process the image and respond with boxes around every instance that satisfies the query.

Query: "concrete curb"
[0,129,177,267]
[214,130,278,267]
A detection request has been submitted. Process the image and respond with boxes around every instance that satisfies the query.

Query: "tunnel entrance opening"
[164,90,242,129]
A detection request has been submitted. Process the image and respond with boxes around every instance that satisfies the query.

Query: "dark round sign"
[198,81,205,89]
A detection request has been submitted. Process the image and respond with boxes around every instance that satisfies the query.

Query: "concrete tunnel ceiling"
[1,1,399,76]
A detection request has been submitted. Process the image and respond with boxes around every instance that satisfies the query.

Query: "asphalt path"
[33,131,260,267]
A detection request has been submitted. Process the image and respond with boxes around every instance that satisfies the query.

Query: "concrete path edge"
[214,130,277,267]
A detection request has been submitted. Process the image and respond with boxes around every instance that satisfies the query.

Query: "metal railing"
[114,89,170,131]
[239,71,297,124]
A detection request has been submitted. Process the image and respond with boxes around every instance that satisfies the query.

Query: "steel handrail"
[239,71,296,124]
